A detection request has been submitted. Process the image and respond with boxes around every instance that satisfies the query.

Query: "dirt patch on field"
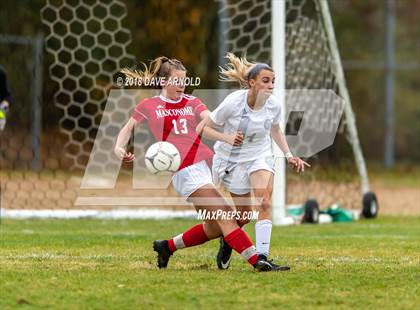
[287,179,419,215]
[368,181,419,215]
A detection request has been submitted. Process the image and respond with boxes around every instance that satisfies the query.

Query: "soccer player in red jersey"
[114,56,278,271]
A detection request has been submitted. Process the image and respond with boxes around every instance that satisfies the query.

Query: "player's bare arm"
[197,115,244,146]
[270,123,310,172]
[114,117,137,163]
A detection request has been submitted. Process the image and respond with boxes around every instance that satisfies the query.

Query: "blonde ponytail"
[121,56,186,85]
[219,53,256,88]
[219,53,274,88]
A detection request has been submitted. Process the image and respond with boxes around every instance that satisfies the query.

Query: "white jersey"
[209,89,282,163]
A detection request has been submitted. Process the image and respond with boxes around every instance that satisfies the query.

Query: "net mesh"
[41,0,152,171]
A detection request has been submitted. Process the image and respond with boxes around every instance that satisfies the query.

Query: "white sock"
[255,219,272,257]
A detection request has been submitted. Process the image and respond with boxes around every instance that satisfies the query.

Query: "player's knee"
[260,195,271,211]
[237,218,250,227]
[216,217,239,233]
[204,221,222,239]
[214,204,250,232]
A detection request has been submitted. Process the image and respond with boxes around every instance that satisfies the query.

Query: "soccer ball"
[145,141,181,174]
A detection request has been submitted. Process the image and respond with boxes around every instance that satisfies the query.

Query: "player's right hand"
[225,131,244,146]
[114,146,135,163]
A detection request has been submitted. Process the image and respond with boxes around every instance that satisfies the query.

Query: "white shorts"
[172,160,213,198]
[212,155,275,195]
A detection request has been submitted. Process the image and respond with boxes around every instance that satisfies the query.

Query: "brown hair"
[219,53,273,88]
[121,56,186,84]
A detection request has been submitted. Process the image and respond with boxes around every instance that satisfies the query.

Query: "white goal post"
[270,0,290,225]
[269,0,370,225]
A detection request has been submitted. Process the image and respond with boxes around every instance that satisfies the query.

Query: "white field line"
[0,208,196,219]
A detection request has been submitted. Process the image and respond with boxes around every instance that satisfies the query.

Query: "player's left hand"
[287,157,310,172]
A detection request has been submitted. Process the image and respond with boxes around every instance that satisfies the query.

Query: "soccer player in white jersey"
[197,53,310,270]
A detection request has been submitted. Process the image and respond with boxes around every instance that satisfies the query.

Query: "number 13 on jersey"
[172,118,188,134]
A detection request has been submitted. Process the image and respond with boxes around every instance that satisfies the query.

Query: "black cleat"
[153,240,172,268]
[266,260,291,271]
[216,237,233,270]
[254,254,291,272]
[253,259,274,272]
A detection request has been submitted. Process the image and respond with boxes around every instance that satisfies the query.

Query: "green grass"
[1,217,419,309]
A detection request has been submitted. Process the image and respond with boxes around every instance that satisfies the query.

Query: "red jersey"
[132,94,214,170]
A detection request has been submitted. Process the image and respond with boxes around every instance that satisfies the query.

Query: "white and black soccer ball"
[145,141,181,174]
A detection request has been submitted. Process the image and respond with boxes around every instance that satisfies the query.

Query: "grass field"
[1,216,419,309]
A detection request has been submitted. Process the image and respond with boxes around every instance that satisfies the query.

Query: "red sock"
[224,228,258,265]
[167,223,209,253]
[222,222,246,251]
